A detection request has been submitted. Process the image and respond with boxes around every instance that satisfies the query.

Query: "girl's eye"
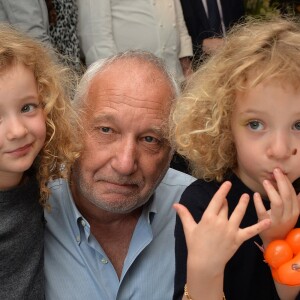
[247,120,263,131]
[21,103,38,113]
[293,122,300,131]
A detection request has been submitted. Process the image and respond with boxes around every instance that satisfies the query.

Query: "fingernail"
[263,179,269,186]
[274,168,283,175]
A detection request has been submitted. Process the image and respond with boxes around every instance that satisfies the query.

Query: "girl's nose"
[6,117,28,140]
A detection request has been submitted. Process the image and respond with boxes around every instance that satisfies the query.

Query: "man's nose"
[111,139,138,175]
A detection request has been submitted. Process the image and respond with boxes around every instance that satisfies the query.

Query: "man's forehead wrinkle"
[92,91,170,111]
[102,59,174,96]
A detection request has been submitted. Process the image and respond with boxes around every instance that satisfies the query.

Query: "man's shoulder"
[47,178,69,194]
[160,168,196,187]
[154,168,196,204]
[48,178,67,188]
[47,178,71,208]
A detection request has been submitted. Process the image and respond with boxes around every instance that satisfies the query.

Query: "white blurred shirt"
[77,0,193,81]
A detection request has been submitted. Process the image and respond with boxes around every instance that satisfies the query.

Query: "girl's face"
[231,79,300,197]
[0,63,46,189]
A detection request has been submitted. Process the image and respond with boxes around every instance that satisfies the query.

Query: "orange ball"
[276,253,300,286]
[286,228,300,255]
[264,240,293,269]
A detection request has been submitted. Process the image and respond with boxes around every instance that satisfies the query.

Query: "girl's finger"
[229,193,249,228]
[218,197,229,219]
[173,203,196,237]
[263,179,283,220]
[206,181,232,215]
[253,192,269,221]
[273,168,294,215]
[239,218,271,243]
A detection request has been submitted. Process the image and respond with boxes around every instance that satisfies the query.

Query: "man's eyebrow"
[151,126,163,134]
[93,113,115,123]
[92,114,167,137]
[151,125,168,138]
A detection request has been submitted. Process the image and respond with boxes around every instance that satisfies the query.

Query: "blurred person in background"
[77,0,193,83]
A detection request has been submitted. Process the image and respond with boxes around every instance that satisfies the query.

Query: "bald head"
[73,50,179,112]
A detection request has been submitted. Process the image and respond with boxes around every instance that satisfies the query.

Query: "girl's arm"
[175,181,271,300]
[254,168,300,300]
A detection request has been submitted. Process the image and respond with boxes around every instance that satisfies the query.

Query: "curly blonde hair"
[0,24,81,206]
[172,17,300,181]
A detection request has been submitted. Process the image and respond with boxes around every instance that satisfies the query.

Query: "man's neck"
[70,181,144,277]
[89,207,143,279]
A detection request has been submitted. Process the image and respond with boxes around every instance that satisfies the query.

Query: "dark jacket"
[180,0,245,64]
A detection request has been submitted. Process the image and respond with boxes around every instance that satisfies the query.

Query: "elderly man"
[44,50,195,299]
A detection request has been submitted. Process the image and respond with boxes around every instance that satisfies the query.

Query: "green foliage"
[244,0,298,16]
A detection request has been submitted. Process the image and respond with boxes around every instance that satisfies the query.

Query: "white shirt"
[77,0,193,81]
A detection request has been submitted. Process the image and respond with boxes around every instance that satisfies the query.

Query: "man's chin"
[90,194,146,214]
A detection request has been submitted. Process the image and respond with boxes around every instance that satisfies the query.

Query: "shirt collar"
[66,186,159,240]
[64,184,91,244]
[142,193,158,224]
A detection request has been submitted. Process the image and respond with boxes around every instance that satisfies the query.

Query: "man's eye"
[144,136,159,144]
[21,104,38,113]
[99,127,112,133]
[247,120,263,131]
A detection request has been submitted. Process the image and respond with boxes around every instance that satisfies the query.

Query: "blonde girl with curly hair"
[172,17,300,300]
[0,24,79,299]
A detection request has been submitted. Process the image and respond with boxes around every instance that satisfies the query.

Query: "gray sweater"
[0,171,44,299]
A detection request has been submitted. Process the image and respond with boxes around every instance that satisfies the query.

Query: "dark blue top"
[174,171,300,300]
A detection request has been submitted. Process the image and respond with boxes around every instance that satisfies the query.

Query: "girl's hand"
[254,168,300,247]
[174,181,271,272]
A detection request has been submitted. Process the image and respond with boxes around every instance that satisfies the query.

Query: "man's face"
[72,60,173,214]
